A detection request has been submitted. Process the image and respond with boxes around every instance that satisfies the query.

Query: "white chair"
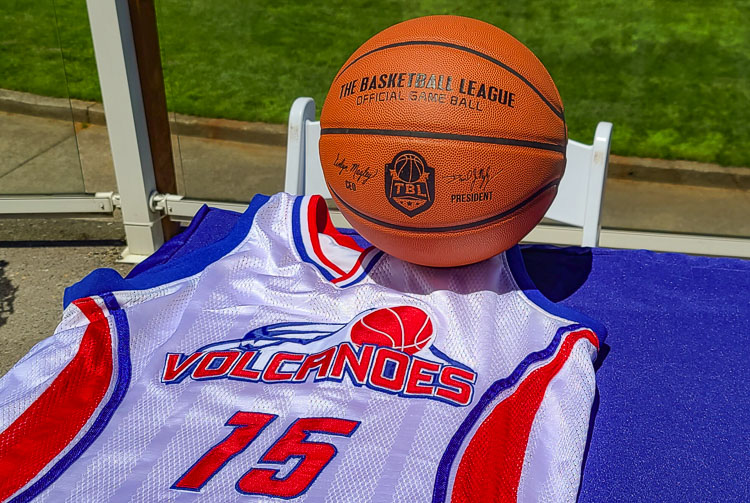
[284,97,612,247]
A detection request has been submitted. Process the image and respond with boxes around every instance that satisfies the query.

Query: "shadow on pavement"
[0,260,18,329]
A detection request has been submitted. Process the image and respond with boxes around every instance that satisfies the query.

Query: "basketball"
[350,306,434,355]
[319,15,566,267]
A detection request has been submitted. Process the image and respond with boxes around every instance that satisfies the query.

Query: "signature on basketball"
[443,166,500,191]
[333,153,378,185]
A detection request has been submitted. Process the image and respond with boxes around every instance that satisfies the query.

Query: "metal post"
[86,0,164,262]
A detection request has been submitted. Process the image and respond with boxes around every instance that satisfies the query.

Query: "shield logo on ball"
[385,150,435,217]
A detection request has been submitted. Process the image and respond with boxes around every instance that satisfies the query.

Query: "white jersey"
[0,192,604,503]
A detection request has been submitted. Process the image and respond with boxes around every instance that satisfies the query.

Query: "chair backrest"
[285,97,612,247]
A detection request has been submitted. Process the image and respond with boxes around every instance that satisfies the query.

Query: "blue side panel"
[520,245,750,503]
[63,195,269,308]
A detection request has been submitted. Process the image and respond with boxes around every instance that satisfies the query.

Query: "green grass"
[1,0,749,166]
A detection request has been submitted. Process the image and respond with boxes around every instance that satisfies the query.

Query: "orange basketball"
[319,15,566,267]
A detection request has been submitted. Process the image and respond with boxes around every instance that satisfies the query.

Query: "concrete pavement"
[0,111,287,197]
[1,110,749,376]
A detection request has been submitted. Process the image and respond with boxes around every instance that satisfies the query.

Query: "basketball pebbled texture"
[320,15,566,267]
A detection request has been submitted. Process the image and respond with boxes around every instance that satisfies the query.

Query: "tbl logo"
[385,150,435,217]
[161,306,476,407]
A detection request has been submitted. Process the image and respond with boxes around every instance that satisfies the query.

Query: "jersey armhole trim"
[3,293,131,503]
[505,245,607,341]
[63,194,271,308]
[433,325,599,503]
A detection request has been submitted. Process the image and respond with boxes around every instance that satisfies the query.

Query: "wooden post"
[126,0,179,240]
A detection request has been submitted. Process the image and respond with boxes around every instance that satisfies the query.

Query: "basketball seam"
[334,40,564,122]
[386,308,406,348]
[320,128,565,152]
[400,341,423,351]
[359,318,397,346]
[415,316,431,349]
[328,179,559,233]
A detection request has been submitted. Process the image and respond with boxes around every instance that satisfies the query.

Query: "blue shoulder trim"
[126,204,211,279]
[505,245,607,342]
[63,194,270,308]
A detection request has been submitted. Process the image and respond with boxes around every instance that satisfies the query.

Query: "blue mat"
[106,205,750,501]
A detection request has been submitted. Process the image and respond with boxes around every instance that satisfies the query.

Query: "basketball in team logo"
[350,306,434,355]
[320,15,567,267]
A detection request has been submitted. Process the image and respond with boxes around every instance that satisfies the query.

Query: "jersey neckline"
[291,195,384,288]
[290,195,606,340]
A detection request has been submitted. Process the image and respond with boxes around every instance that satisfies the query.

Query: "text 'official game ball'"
[319,15,567,267]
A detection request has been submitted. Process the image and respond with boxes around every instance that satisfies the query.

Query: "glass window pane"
[0,0,116,196]
[153,1,748,238]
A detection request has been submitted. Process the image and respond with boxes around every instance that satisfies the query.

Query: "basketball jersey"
[0,192,605,503]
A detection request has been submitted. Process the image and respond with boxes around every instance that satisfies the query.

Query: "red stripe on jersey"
[0,297,114,501]
[310,195,363,252]
[450,329,598,503]
[307,197,347,277]
[307,196,371,281]
[331,246,376,284]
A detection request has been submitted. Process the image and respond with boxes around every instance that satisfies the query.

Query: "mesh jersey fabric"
[0,192,604,503]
